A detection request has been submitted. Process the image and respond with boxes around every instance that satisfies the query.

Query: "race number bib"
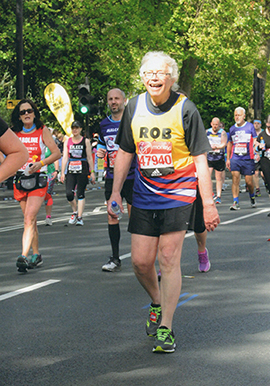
[234,143,247,155]
[137,141,174,177]
[68,160,82,173]
[208,136,221,154]
[70,149,83,158]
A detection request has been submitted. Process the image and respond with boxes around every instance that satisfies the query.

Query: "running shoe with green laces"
[152,326,176,353]
[255,188,261,197]
[28,254,43,269]
[16,255,29,272]
[146,303,162,337]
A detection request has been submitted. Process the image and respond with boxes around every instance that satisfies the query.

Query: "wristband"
[91,170,95,173]
[55,170,59,173]
[40,160,45,167]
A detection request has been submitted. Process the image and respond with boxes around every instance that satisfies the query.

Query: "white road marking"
[120,252,131,260]
[0,279,60,302]
[93,206,107,213]
[0,204,128,233]
[0,210,108,233]
[219,208,270,225]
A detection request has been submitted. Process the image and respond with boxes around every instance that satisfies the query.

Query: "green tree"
[164,0,267,126]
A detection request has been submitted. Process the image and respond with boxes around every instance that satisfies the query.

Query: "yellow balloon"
[44,83,74,136]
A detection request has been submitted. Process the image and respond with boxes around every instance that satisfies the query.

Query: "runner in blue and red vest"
[226,107,257,210]
[107,52,219,353]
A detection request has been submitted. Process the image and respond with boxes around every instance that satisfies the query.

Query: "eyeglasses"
[143,71,171,79]
[19,108,34,116]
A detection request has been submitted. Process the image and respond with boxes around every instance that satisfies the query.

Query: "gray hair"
[139,51,179,90]
[235,106,246,115]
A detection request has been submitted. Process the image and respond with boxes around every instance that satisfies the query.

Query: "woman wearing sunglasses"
[60,120,96,226]
[11,99,61,272]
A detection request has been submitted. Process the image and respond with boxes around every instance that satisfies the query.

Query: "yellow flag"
[44,83,74,136]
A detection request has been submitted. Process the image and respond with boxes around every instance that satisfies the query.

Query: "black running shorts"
[188,188,206,234]
[105,178,134,205]
[128,204,193,237]
[207,159,225,171]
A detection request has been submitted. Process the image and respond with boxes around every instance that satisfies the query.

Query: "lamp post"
[16,0,24,99]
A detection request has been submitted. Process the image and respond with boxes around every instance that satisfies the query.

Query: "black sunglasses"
[19,108,34,116]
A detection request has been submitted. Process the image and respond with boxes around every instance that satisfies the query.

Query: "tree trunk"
[247,1,270,121]
[178,56,198,98]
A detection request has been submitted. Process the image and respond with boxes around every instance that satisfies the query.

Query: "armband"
[40,160,45,167]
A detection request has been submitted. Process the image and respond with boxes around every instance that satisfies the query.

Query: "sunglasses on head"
[19,108,34,116]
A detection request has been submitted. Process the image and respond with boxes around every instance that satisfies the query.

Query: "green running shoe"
[153,326,176,353]
[146,303,162,337]
[16,255,29,272]
[28,254,43,269]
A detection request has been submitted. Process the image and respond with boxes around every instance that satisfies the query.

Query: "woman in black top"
[60,121,95,226]
[256,115,270,198]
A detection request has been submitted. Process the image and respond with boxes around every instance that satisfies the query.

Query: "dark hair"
[11,99,44,132]
[71,120,83,128]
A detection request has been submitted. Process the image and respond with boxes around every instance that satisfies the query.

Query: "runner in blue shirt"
[97,89,136,272]
[226,107,257,210]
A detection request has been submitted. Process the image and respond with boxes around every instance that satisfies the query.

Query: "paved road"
[0,179,270,386]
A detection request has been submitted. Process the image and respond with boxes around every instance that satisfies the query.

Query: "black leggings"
[260,157,270,194]
[65,173,88,201]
